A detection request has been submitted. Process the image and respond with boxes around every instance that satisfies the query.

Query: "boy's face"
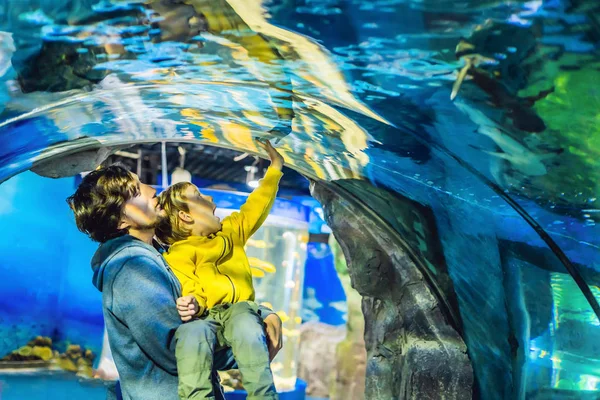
[183,185,222,236]
[120,173,164,231]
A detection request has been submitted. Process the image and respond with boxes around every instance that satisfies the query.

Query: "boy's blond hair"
[156,182,197,245]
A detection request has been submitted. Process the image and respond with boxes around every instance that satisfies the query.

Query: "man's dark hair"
[66,165,140,243]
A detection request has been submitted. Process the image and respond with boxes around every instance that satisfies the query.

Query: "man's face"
[121,174,165,231]
[183,185,222,236]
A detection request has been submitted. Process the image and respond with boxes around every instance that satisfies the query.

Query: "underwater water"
[0,370,109,400]
[0,0,599,399]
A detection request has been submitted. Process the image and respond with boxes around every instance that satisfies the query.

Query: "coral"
[32,346,53,361]
[0,335,95,378]
[1,336,54,363]
[312,181,473,400]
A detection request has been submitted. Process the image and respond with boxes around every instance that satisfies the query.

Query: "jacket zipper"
[214,236,236,303]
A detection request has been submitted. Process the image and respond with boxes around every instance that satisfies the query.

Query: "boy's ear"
[178,210,192,223]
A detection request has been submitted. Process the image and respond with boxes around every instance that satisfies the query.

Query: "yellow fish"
[250,267,265,278]
[248,257,277,274]
[246,239,272,249]
[276,310,290,323]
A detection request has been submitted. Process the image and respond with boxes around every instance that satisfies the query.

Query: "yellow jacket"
[164,167,282,311]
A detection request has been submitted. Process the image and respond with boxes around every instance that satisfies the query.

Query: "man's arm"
[110,255,181,375]
[256,304,283,360]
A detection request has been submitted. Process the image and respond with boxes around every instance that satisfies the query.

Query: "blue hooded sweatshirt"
[92,235,270,400]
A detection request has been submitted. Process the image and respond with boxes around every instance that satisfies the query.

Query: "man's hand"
[264,313,283,361]
[258,140,284,171]
[176,295,205,322]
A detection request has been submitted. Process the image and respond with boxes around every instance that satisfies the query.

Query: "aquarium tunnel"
[0,0,599,399]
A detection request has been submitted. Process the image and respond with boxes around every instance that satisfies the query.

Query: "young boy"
[156,140,283,400]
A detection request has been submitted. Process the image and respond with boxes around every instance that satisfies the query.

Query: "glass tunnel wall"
[341,148,600,398]
[0,0,598,399]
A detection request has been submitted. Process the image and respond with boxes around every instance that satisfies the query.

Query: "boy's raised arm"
[229,141,283,243]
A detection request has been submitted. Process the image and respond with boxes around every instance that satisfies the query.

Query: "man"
[67,165,282,400]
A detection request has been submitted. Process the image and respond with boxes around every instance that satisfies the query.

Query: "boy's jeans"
[175,301,279,400]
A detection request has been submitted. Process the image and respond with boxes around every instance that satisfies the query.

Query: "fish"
[451,51,497,101]
[454,100,561,177]
[248,257,277,274]
[246,239,273,249]
[329,300,348,313]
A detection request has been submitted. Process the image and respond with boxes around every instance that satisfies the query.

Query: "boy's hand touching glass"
[176,295,206,322]
[258,139,284,170]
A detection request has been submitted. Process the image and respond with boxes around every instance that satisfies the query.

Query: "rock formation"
[311,180,473,399]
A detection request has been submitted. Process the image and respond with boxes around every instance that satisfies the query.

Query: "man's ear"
[178,210,192,223]
[118,218,130,230]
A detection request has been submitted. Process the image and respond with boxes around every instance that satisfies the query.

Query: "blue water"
[0,371,108,400]
[0,0,599,398]
[0,372,309,400]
